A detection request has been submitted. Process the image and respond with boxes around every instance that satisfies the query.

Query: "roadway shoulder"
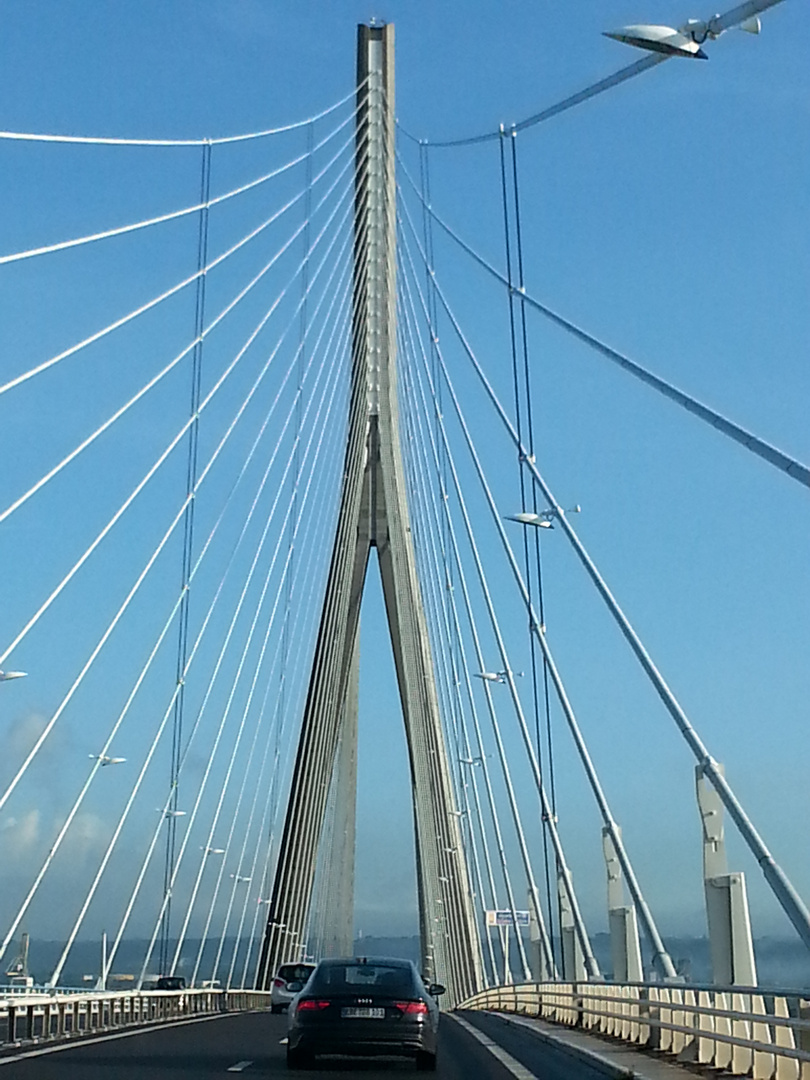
[456,1009,704,1080]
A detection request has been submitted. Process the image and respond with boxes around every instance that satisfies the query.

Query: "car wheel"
[286,1045,310,1070]
[270,1003,282,1014]
[416,1050,437,1072]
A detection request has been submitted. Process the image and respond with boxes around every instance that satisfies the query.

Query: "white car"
[271,962,315,1013]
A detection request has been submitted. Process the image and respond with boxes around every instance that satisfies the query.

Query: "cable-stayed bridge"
[0,5,808,1076]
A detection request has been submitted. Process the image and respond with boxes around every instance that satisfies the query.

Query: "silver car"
[271,962,316,1013]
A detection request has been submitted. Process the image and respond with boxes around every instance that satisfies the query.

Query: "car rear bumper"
[290,1020,435,1057]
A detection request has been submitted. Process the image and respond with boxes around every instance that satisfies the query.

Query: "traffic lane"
[0,1008,524,1079]
[455,1010,619,1080]
[0,1011,284,1079]
[438,1013,537,1080]
[279,1014,524,1078]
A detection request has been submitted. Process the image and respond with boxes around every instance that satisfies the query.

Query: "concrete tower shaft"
[257,23,483,1005]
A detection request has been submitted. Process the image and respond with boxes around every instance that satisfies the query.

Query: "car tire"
[416,1050,437,1072]
[270,1004,282,1014]
[286,1045,310,1070]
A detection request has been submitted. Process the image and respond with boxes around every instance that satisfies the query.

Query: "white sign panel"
[486,909,530,927]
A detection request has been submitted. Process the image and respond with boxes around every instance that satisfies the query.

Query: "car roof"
[314,956,414,968]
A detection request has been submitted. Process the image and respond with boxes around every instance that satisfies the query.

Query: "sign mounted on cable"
[486,910,530,927]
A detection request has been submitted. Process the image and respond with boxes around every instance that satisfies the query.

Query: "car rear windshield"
[309,963,414,994]
[278,964,315,982]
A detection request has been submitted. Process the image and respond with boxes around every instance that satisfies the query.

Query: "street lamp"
[605,8,766,59]
[506,511,554,528]
[507,505,580,528]
[604,24,710,58]
[0,670,26,682]
[89,754,126,766]
[474,670,523,683]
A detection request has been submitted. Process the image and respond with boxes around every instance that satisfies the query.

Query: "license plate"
[341,1007,385,1019]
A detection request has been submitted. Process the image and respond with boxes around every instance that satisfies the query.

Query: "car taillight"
[297,999,330,1012]
[394,1001,428,1015]
[273,978,285,989]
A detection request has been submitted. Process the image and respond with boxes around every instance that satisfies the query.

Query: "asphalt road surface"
[0,1008,627,1079]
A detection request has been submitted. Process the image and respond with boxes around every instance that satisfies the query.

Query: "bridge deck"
[0,1008,700,1078]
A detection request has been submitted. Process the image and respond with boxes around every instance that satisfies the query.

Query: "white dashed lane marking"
[226,1062,253,1073]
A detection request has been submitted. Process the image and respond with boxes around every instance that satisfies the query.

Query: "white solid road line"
[227,1061,253,1072]
[450,1014,539,1080]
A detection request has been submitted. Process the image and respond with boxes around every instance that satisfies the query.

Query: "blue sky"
[0,0,807,981]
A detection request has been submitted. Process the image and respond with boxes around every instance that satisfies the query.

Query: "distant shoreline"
[8,933,810,992]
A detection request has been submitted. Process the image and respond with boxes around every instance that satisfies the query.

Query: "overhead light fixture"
[474,670,523,684]
[507,505,579,528]
[506,511,554,528]
[89,754,126,766]
[604,24,709,59]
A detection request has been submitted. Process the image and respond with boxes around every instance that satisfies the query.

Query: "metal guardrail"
[0,986,87,998]
[0,988,272,1050]
[459,981,810,1079]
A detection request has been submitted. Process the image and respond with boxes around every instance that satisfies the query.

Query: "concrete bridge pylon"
[257,23,484,1006]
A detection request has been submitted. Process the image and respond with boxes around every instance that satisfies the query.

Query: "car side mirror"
[428,983,445,997]
[287,980,303,993]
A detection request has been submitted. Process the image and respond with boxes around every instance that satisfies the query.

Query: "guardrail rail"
[0,988,272,1050]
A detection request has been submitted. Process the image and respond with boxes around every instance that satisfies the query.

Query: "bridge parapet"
[0,988,271,1051]
[459,980,810,1079]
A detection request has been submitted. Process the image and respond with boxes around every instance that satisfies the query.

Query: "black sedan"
[286,956,444,1071]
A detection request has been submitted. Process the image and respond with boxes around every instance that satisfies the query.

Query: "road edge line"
[448,1012,540,1079]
